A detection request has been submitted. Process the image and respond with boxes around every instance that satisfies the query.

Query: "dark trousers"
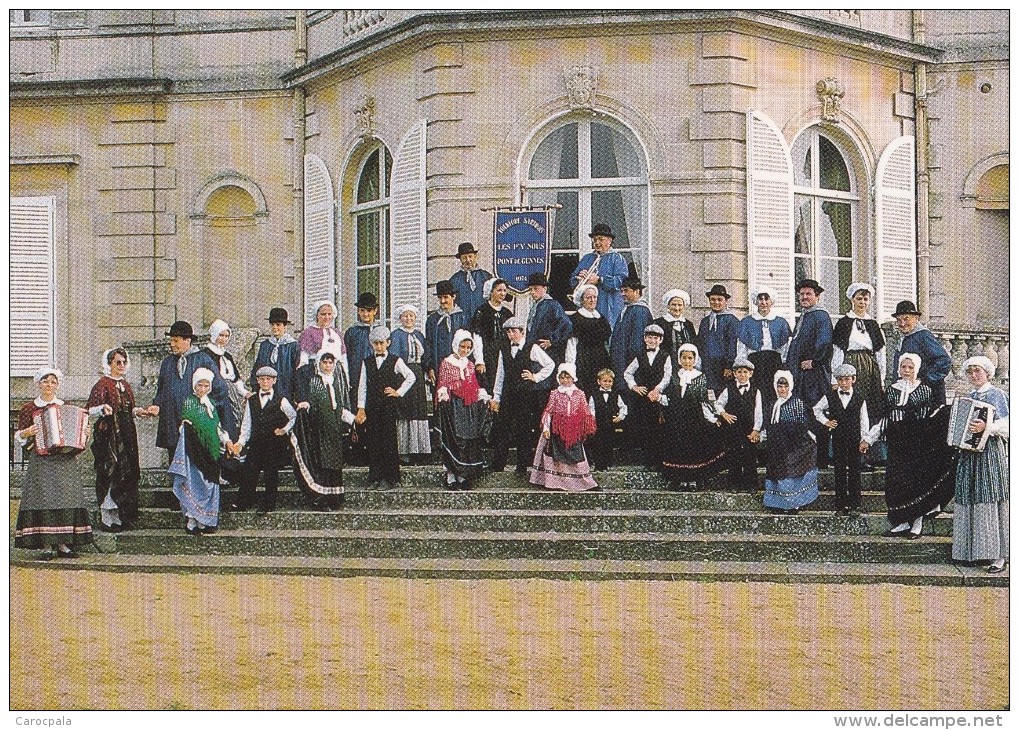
[624,396,661,467]
[492,391,543,470]
[587,426,617,471]
[726,441,759,491]
[832,440,862,509]
[366,414,400,484]
[237,462,281,510]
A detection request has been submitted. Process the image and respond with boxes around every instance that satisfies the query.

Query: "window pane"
[529,123,579,180]
[819,200,853,258]
[357,268,380,302]
[383,149,393,197]
[792,139,813,188]
[819,136,851,192]
[357,149,380,203]
[357,212,380,265]
[794,257,813,297]
[794,197,812,255]
[530,189,579,250]
[818,259,854,315]
[591,122,642,178]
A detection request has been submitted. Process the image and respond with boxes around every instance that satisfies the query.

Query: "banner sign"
[493,210,551,294]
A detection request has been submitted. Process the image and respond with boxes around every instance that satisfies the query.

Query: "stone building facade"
[9,9,1009,401]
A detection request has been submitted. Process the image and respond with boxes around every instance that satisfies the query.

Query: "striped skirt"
[952,435,1009,562]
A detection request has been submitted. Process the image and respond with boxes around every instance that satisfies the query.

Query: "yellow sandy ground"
[8,567,1008,710]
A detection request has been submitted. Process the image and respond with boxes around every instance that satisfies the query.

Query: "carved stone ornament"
[355,94,376,140]
[564,65,597,112]
[816,77,845,123]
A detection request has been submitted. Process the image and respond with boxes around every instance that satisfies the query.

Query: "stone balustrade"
[342,10,389,40]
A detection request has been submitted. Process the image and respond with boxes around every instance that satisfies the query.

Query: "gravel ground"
[9,567,1009,710]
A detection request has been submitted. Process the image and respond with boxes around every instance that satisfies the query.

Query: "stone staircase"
[8,466,1004,586]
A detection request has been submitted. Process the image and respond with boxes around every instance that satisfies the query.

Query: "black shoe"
[185,525,202,535]
[56,547,79,558]
[198,525,218,535]
[98,523,124,533]
[987,562,1007,574]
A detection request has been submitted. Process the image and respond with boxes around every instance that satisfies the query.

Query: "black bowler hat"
[436,280,457,296]
[457,242,479,257]
[527,272,549,287]
[588,223,615,239]
[267,307,292,324]
[356,292,379,309]
[796,279,825,295]
[165,320,194,339]
[705,284,731,299]
[893,300,921,317]
[621,276,643,291]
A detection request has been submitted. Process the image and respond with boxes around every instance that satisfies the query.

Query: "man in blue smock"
[569,223,629,329]
[892,300,952,405]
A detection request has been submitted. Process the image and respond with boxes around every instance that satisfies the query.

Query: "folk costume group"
[13,225,1008,573]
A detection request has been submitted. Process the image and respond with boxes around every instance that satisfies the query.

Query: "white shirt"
[714,384,764,432]
[356,355,416,409]
[623,350,672,392]
[237,390,298,447]
[588,390,628,421]
[492,343,555,403]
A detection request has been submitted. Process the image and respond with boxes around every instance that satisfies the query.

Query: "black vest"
[591,389,621,429]
[722,381,758,436]
[365,354,402,418]
[500,341,545,392]
[825,391,864,443]
[633,349,668,389]
[249,392,289,449]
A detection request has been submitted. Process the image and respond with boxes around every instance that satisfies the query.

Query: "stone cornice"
[9,77,172,99]
[284,9,943,87]
[10,154,80,167]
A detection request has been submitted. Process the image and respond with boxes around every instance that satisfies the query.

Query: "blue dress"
[569,250,629,328]
[763,397,819,510]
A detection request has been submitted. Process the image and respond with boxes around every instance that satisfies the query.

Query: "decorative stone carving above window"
[355,95,376,141]
[816,77,845,123]
[564,65,597,112]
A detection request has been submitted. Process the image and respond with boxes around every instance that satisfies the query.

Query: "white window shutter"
[875,136,917,321]
[10,197,55,375]
[304,153,336,325]
[746,111,795,322]
[389,119,427,317]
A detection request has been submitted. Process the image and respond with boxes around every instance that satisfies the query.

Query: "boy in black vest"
[354,326,416,490]
[490,317,555,474]
[586,368,627,471]
[622,324,672,466]
[715,358,763,491]
[813,364,872,517]
[229,366,298,514]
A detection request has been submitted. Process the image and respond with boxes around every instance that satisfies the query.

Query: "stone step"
[103,527,952,563]
[10,552,1003,587]
[137,507,955,537]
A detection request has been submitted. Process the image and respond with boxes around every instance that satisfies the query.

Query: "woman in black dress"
[470,278,514,391]
[566,283,612,394]
[654,288,698,367]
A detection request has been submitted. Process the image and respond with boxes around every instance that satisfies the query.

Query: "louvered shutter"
[746,111,795,322]
[10,197,55,375]
[304,153,336,325]
[875,136,917,320]
[389,119,427,317]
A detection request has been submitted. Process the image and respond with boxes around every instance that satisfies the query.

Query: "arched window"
[791,129,862,315]
[351,145,393,320]
[524,116,648,308]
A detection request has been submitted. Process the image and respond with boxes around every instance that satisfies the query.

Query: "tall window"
[351,146,392,321]
[524,117,648,308]
[791,130,860,315]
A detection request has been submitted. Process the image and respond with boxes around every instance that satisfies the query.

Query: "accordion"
[947,397,996,452]
[32,404,89,456]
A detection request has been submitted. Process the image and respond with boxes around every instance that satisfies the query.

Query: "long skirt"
[397,362,432,455]
[290,410,345,498]
[436,399,486,482]
[884,408,957,525]
[169,425,220,528]
[530,433,597,492]
[845,350,886,420]
[763,421,819,510]
[952,436,1009,561]
[659,401,729,482]
[91,410,141,527]
[14,451,94,549]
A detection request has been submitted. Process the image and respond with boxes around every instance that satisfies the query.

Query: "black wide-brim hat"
[356,292,379,309]
[527,272,549,287]
[165,320,194,338]
[796,279,825,294]
[457,242,479,257]
[436,280,457,296]
[588,223,615,239]
[621,276,643,291]
[893,300,921,317]
[267,307,292,324]
[705,284,731,299]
